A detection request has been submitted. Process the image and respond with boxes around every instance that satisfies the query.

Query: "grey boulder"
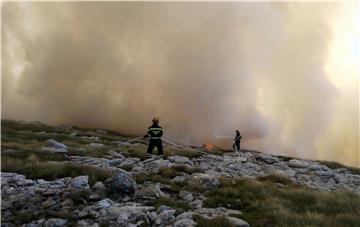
[43,139,68,153]
[105,170,137,194]
[188,173,220,190]
[44,218,67,227]
[71,176,89,189]
[227,217,250,227]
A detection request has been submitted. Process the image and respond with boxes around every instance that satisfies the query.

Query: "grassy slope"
[204,175,360,227]
[135,169,360,226]
[2,119,360,227]
[2,150,113,185]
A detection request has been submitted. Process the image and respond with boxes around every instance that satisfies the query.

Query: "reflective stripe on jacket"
[147,125,163,139]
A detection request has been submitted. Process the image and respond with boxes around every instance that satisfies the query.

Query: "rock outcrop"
[105,170,137,195]
[2,120,359,226]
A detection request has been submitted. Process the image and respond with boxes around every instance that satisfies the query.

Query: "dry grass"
[148,197,191,215]
[2,119,219,162]
[193,215,235,227]
[134,165,203,194]
[2,153,113,185]
[203,174,360,227]
[2,149,67,162]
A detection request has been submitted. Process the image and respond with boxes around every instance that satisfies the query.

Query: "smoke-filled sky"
[2,2,359,166]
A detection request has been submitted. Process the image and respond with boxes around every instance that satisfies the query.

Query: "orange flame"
[202,143,214,151]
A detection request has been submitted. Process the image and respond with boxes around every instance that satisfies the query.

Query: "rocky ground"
[1,120,360,227]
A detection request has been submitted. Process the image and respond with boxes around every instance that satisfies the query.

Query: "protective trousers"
[233,140,240,152]
[147,139,163,155]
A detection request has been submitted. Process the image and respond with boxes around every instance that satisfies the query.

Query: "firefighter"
[144,117,164,157]
[233,130,242,152]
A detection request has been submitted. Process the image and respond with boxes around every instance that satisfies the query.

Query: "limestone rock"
[147,211,158,222]
[288,159,309,168]
[44,218,67,227]
[174,219,196,227]
[92,181,107,198]
[108,150,126,159]
[173,175,187,184]
[106,204,154,224]
[144,159,172,172]
[155,206,176,226]
[227,217,250,227]
[71,176,89,189]
[95,198,114,209]
[105,170,137,194]
[179,191,194,202]
[168,156,192,165]
[22,219,46,227]
[43,139,68,153]
[77,220,99,227]
[135,183,166,199]
[257,153,279,164]
[194,207,242,219]
[174,213,196,227]
[188,173,220,190]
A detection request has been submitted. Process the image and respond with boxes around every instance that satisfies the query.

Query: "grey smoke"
[2,2,358,166]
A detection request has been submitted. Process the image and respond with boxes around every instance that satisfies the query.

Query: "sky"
[2,2,359,166]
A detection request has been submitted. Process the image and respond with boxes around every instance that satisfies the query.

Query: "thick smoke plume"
[2,2,359,166]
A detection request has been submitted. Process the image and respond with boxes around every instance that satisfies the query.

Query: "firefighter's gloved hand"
[143,134,149,138]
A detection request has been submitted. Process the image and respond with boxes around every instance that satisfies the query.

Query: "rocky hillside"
[1,119,360,227]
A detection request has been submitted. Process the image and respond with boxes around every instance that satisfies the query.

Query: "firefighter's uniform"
[233,133,242,152]
[145,125,163,155]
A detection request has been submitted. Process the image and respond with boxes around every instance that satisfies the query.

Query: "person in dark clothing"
[233,130,242,152]
[143,117,164,156]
